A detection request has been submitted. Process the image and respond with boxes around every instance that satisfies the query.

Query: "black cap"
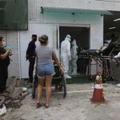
[32,34,37,38]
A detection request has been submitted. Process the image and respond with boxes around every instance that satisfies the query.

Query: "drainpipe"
[18,31,22,79]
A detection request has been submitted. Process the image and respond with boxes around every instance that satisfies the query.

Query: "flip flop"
[36,103,43,108]
[4,90,10,94]
[44,104,49,108]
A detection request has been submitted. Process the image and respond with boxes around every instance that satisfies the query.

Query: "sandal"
[44,104,49,108]
[4,90,10,94]
[36,103,42,108]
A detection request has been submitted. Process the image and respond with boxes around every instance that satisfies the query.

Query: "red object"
[91,81,105,103]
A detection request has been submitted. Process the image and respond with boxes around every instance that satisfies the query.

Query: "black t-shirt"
[26,41,36,57]
[0,47,10,67]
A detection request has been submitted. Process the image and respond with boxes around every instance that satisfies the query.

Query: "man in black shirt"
[26,34,37,84]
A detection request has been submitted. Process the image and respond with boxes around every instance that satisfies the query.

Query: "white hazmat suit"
[61,35,72,79]
[71,39,78,74]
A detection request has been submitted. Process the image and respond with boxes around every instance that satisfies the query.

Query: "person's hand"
[7,48,12,56]
[9,52,13,56]
[35,66,38,75]
[7,48,11,52]
[35,70,37,75]
[26,54,29,60]
[6,45,12,50]
[6,46,13,56]
[59,66,64,74]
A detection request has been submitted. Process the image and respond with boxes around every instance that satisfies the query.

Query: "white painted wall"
[1,0,120,78]
[42,12,103,49]
[39,0,119,11]
[28,0,120,22]
[19,12,103,78]
[0,31,19,77]
[19,24,57,78]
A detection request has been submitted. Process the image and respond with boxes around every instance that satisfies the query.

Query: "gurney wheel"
[59,85,62,91]
[88,75,92,80]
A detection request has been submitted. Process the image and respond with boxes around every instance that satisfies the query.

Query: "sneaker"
[65,74,72,79]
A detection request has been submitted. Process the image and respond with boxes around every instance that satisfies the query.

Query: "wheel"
[59,84,63,91]
[111,76,114,81]
[102,76,106,83]
[62,75,67,98]
[88,75,92,80]
[32,75,38,99]
[32,80,36,99]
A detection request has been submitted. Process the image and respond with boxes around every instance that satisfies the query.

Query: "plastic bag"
[0,104,7,115]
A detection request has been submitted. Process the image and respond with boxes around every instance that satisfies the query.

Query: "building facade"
[0,0,120,78]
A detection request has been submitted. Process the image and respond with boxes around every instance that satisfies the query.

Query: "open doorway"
[59,26,90,49]
[59,26,90,75]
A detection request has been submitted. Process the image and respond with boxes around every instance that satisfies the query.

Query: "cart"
[32,63,67,98]
[110,59,120,81]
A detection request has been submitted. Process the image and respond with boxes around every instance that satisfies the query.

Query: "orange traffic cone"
[91,72,105,103]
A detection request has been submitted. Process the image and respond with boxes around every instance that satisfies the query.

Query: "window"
[0,0,28,30]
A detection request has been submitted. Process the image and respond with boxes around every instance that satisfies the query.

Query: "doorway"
[59,26,90,75]
[59,26,90,49]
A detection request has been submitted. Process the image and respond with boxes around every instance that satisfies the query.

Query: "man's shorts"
[37,63,55,78]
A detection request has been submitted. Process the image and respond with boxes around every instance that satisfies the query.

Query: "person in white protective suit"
[61,34,72,79]
[100,40,111,52]
[71,39,78,74]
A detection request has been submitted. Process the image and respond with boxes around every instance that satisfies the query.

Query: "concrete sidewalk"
[3,82,120,120]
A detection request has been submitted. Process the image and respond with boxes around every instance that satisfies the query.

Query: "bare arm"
[52,54,63,72]
[100,46,104,51]
[0,48,11,60]
[35,53,38,75]
[36,53,38,66]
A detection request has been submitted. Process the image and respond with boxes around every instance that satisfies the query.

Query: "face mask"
[2,41,6,46]
[68,38,71,42]
[72,40,76,45]
[33,38,37,42]
[104,44,108,47]
[66,38,71,42]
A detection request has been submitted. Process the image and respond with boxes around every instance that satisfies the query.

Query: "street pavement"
[3,82,120,120]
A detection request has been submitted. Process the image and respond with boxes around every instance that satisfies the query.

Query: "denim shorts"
[37,63,55,78]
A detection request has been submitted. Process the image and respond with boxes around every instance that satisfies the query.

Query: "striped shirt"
[35,45,55,65]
